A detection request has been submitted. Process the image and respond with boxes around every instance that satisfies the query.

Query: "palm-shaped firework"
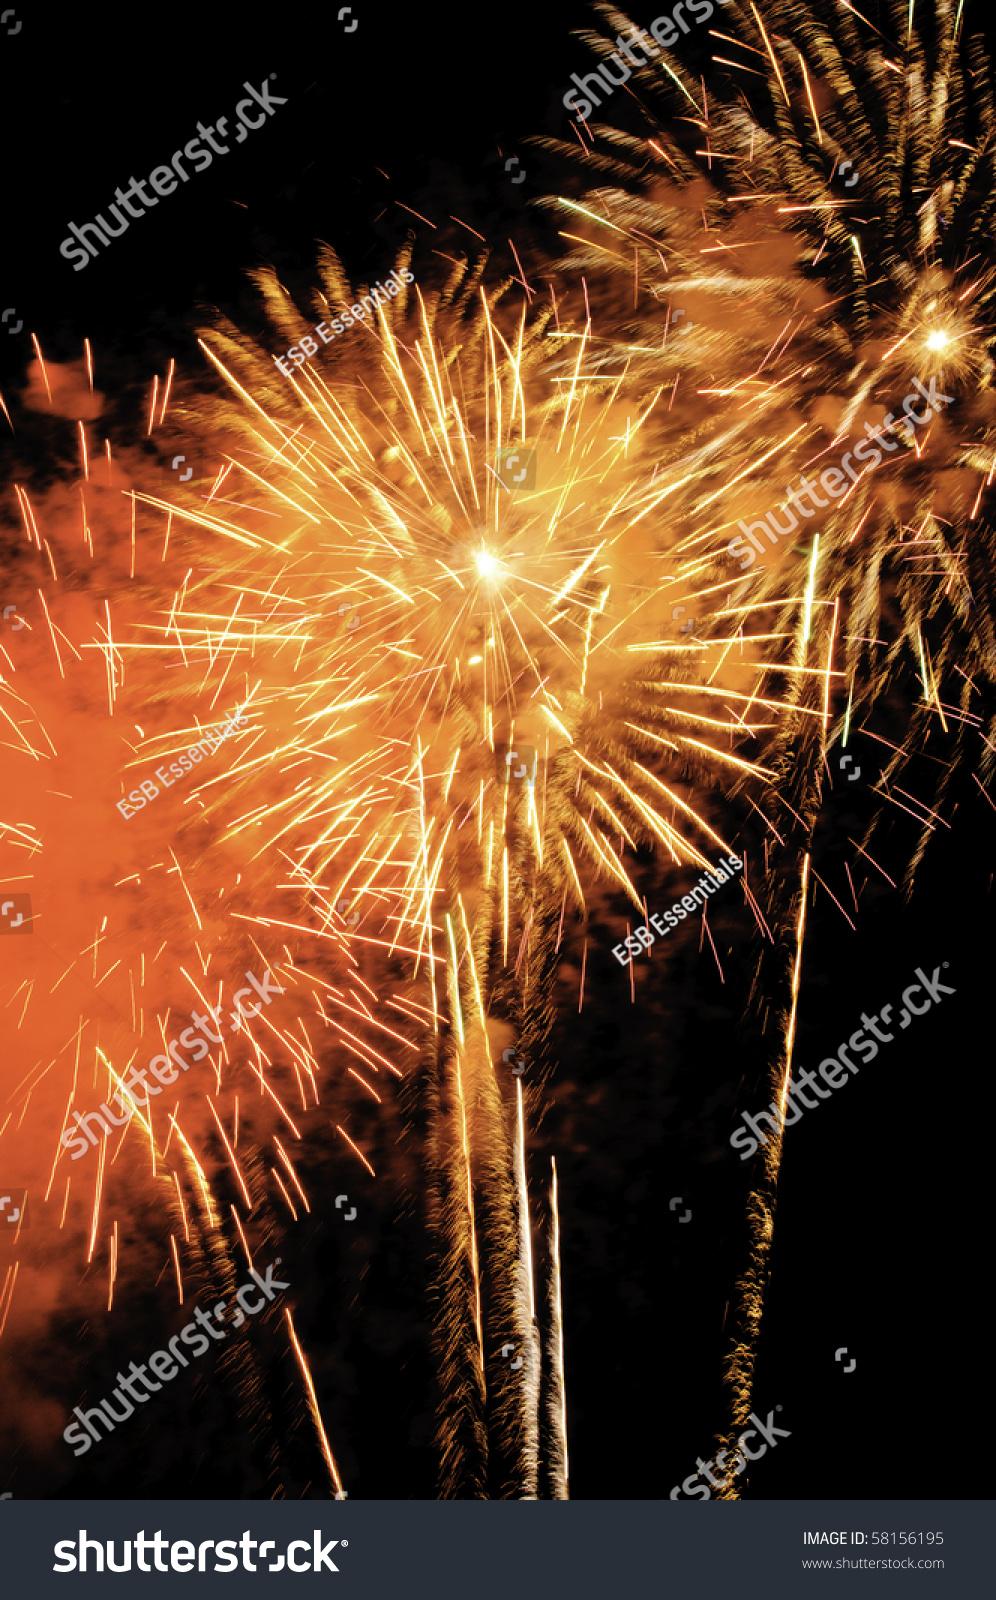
[125,243,777,1494]
[534,0,996,1491]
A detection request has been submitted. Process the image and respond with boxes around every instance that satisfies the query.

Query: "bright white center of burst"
[475,551,501,580]
[926,331,949,350]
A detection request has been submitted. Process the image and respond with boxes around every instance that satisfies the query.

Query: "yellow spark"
[514,1078,535,1321]
[540,702,574,744]
[502,847,510,965]
[334,1123,376,1177]
[777,854,811,1119]
[751,1,790,104]
[170,1234,184,1305]
[205,1098,253,1210]
[475,550,502,580]
[168,1114,219,1231]
[802,534,819,643]
[284,1309,345,1497]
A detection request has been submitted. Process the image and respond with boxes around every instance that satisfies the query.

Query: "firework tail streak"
[727,377,956,571]
[612,855,743,964]
[58,969,286,1161]
[670,1406,791,1498]
[730,965,956,1159]
[62,1261,290,1457]
[57,77,290,272]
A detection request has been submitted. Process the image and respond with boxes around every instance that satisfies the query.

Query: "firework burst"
[534,0,996,1493]
[133,245,777,1493]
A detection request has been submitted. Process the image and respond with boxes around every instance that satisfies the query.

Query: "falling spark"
[284,1308,345,1497]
